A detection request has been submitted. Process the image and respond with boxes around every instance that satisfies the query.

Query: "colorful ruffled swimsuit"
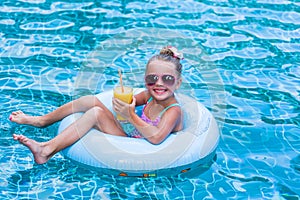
[124,97,181,138]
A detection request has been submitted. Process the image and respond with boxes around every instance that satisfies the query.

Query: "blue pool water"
[0,0,299,199]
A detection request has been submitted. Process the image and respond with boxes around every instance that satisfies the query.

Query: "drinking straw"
[118,69,124,93]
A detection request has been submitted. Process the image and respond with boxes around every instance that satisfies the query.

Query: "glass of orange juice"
[113,86,133,121]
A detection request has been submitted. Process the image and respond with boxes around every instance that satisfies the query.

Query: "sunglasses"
[145,74,176,86]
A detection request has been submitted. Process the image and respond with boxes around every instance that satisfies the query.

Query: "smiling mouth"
[153,88,167,94]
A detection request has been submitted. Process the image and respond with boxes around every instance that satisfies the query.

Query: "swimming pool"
[1,0,299,199]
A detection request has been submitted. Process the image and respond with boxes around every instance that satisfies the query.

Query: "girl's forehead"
[147,60,176,73]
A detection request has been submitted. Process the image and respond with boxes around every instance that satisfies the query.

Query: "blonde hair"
[147,46,183,75]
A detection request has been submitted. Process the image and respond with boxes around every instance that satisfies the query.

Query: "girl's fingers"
[113,98,122,106]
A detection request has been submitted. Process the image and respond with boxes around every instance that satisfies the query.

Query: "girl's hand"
[112,97,136,120]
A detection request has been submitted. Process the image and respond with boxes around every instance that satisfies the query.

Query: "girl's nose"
[155,77,164,86]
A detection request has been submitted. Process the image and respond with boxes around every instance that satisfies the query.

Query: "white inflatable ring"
[57,89,220,177]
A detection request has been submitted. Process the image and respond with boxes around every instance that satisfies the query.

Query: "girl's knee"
[87,95,104,107]
[91,106,112,120]
[90,106,103,115]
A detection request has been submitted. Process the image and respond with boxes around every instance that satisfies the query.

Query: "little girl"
[10,46,184,164]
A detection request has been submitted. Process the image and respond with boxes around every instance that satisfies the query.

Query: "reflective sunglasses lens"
[145,74,158,86]
[162,75,175,86]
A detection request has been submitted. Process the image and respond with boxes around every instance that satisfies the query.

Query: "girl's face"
[145,60,182,101]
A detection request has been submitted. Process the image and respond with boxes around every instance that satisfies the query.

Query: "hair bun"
[160,46,184,60]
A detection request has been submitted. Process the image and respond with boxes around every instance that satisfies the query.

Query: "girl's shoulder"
[134,90,151,106]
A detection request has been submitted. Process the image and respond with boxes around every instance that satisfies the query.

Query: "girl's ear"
[175,77,182,90]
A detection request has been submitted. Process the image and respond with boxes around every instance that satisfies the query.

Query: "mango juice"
[113,86,133,120]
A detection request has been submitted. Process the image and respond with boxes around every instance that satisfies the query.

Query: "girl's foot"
[9,111,43,127]
[13,134,51,164]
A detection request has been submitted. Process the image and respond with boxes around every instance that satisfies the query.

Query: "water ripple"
[0,19,15,25]
[20,19,74,31]
[202,47,275,61]
[0,0,299,199]
[234,25,300,41]
[212,3,300,24]
[273,43,300,53]
[0,2,94,14]
[50,2,94,11]
[203,34,251,49]
[19,0,46,4]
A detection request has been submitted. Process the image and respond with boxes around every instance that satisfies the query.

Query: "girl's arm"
[133,90,150,106]
[113,91,182,144]
[128,105,182,144]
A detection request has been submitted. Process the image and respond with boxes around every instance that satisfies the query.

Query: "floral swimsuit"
[126,97,180,138]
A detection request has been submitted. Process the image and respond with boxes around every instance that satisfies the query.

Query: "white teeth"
[155,89,165,92]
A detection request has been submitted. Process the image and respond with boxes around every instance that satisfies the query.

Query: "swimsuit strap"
[147,96,153,103]
[159,103,181,117]
[142,97,153,113]
[145,96,180,117]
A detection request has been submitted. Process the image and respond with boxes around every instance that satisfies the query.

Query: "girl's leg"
[13,105,126,164]
[10,95,106,127]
